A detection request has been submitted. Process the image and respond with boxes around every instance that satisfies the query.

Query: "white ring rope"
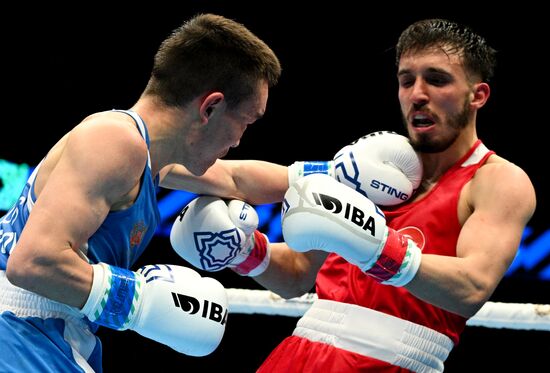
[227,288,550,331]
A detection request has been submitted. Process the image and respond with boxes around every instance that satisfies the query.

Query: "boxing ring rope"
[227,288,550,331]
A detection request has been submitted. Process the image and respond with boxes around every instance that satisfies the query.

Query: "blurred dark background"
[1,2,549,371]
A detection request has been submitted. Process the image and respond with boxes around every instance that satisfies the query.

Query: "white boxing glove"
[282,173,422,286]
[170,196,270,277]
[287,131,422,206]
[80,263,227,356]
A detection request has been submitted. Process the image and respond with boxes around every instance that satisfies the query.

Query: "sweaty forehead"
[399,48,464,73]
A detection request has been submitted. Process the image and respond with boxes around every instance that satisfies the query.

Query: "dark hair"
[143,13,281,108]
[396,19,496,82]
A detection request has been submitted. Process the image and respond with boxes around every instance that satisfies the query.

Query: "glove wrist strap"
[364,229,421,287]
[288,161,335,186]
[80,263,143,330]
[232,231,271,277]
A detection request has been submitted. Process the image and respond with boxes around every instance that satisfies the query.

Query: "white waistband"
[0,271,84,324]
[292,299,454,373]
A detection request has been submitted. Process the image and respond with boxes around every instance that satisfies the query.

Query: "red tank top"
[316,140,494,344]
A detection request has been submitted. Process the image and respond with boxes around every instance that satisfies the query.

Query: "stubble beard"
[404,98,471,153]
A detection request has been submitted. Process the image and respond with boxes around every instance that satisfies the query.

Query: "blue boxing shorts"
[0,272,102,372]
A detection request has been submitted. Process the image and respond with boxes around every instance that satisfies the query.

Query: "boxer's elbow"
[468,289,496,318]
[6,244,56,293]
[456,276,497,318]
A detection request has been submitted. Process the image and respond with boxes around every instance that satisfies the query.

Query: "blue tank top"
[0,110,160,270]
